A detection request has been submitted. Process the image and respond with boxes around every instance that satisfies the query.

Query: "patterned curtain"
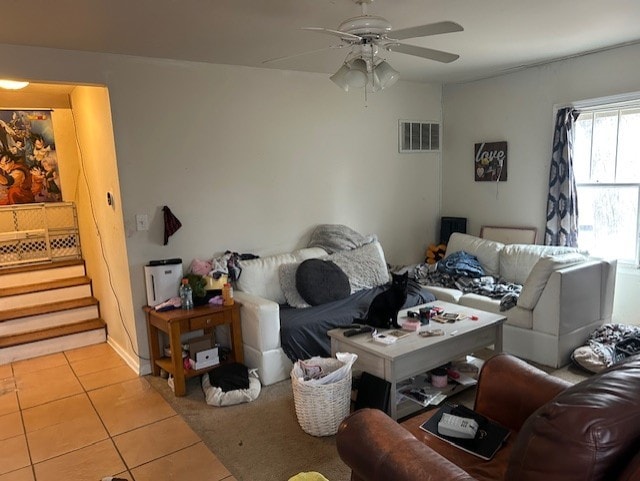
[545,107,580,247]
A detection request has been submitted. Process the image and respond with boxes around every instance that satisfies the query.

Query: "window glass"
[617,108,640,182]
[577,185,638,261]
[574,101,640,264]
[591,111,617,183]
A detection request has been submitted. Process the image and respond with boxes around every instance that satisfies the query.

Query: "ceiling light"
[330,64,352,91]
[344,58,369,89]
[0,79,29,90]
[330,55,400,93]
[373,61,399,90]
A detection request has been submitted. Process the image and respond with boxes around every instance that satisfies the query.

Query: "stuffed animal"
[425,243,447,264]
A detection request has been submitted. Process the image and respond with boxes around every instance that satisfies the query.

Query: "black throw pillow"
[296,258,351,306]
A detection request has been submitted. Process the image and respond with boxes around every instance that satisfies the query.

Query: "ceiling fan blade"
[390,21,463,40]
[262,45,346,64]
[386,43,459,63]
[301,27,362,42]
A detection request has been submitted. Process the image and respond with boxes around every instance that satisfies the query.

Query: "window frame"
[571,97,640,266]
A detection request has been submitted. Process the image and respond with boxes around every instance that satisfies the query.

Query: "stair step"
[0,323,107,365]
[0,261,86,289]
[0,297,99,323]
[0,276,91,298]
[0,318,106,349]
[0,283,93,311]
[0,304,100,336]
[0,259,84,276]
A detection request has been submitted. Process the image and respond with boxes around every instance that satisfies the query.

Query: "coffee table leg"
[494,324,504,352]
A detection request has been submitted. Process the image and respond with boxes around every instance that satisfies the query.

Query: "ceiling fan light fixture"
[344,58,368,88]
[373,60,399,90]
[330,64,352,91]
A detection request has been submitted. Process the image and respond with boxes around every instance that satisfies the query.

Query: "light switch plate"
[136,214,149,231]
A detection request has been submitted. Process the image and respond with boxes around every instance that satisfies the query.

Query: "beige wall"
[0,44,444,372]
[442,42,640,324]
[69,86,138,367]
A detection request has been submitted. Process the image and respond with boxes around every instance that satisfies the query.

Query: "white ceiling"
[2,0,640,86]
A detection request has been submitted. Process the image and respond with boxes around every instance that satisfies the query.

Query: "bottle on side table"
[179,278,193,310]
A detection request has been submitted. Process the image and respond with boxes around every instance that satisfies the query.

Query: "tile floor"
[0,343,237,481]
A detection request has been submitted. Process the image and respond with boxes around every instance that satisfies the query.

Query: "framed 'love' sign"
[474,141,507,182]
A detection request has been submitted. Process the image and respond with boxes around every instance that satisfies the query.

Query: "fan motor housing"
[338,15,392,36]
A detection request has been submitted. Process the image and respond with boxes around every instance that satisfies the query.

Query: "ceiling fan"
[264,0,463,92]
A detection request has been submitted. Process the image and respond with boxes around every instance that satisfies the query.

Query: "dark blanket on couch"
[279,280,435,362]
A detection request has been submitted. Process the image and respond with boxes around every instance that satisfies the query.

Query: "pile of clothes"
[572,323,640,373]
[413,250,522,311]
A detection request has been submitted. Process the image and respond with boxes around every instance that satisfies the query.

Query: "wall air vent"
[399,120,440,153]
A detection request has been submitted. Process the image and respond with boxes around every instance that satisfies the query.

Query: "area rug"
[146,355,590,481]
[146,374,351,481]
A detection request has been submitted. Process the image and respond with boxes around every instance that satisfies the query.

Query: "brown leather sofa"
[336,353,640,481]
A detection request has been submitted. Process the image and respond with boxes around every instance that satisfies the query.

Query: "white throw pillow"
[326,241,389,293]
[517,252,586,309]
[236,247,326,304]
[445,233,504,277]
[500,244,580,284]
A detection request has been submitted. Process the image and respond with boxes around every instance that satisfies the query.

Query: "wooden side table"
[144,302,243,396]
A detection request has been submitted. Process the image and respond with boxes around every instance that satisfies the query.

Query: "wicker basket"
[291,358,352,437]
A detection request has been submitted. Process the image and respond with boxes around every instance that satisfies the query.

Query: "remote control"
[438,413,479,439]
[344,326,374,337]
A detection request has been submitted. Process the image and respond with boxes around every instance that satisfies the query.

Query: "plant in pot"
[185,274,209,306]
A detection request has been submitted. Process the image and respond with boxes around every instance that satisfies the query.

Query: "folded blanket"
[307,224,376,253]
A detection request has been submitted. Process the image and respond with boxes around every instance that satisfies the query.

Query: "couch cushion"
[458,293,501,314]
[506,356,640,481]
[296,259,351,306]
[278,262,311,308]
[517,252,586,309]
[499,244,580,285]
[422,285,463,304]
[236,247,326,304]
[326,241,390,293]
[445,233,504,277]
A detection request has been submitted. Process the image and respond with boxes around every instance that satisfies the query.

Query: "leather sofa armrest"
[474,353,571,431]
[337,409,477,481]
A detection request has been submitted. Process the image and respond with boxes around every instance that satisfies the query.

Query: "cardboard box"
[189,335,213,355]
[188,336,219,370]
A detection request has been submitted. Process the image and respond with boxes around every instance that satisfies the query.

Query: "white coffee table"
[328,301,506,420]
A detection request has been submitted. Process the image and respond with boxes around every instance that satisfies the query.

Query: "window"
[573,103,640,264]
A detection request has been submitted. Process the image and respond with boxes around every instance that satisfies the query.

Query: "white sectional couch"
[233,246,328,386]
[233,239,434,386]
[423,233,617,368]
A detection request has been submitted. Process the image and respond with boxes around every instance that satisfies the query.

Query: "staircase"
[0,259,106,365]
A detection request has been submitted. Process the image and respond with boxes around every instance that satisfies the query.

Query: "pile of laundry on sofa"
[413,250,522,311]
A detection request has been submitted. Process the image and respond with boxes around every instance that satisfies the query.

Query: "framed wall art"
[0,109,62,205]
[474,141,507,182]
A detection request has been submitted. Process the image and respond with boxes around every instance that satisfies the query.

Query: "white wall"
[0,45,444,369]
[442,43,640,324]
